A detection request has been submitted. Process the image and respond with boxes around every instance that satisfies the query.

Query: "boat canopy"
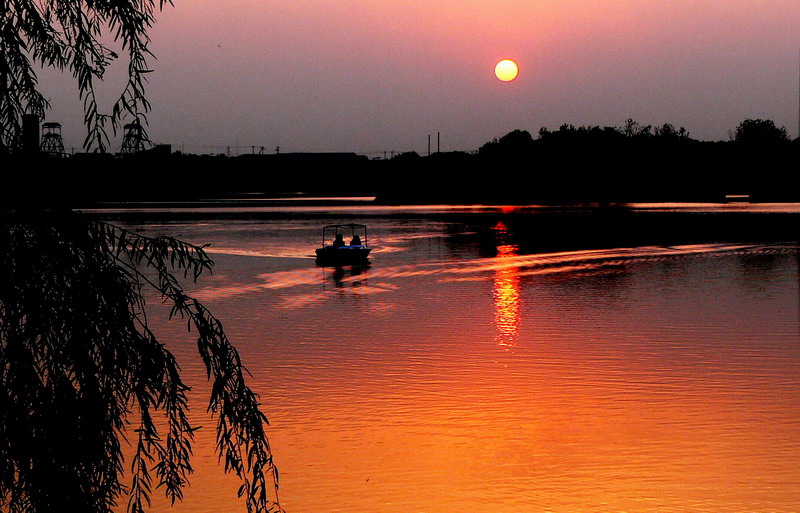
[321,224,369,247]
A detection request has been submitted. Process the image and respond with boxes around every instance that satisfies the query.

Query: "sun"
[494,59,519,82]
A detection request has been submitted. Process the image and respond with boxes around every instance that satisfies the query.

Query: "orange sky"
[38,0,800,153]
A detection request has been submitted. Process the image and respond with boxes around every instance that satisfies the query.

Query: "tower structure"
[120,119,146,154]
[40,122,65,156]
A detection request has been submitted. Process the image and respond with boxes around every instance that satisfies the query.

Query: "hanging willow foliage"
[0,209,283,513]
[1,0,165,151]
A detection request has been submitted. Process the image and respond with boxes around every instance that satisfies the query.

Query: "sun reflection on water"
[492,222,521,348]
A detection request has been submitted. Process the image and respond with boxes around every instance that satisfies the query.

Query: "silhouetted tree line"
[1,117,797,205]
[378,118,798,204]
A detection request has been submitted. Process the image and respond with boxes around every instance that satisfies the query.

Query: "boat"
[315,223,372,265]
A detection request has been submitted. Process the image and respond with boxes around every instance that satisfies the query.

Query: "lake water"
[103,204,800,513]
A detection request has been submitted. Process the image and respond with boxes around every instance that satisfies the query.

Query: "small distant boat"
[315,223,372,266]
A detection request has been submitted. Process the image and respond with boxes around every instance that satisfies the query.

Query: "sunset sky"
[38,0,800,154]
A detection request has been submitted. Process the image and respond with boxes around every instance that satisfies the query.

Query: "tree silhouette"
[0,209,283,513]
[730,118,790,145]
[1,0,167,151]
[621,118,652,138]
[477,129,533,156]
[652,123,690,140]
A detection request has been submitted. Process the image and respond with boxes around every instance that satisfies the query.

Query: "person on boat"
[332,233,345,248]
[350,234,362,246]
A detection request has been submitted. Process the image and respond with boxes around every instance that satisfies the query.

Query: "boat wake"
[362,243,786,283]
[194,243,794,305]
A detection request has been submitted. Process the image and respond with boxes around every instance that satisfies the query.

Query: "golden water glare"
[122,215,800,513]
[492,221,520,347]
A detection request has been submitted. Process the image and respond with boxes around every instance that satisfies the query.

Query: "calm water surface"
[108,206,800,513]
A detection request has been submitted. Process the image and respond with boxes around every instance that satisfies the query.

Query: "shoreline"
[81,202,800,255]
